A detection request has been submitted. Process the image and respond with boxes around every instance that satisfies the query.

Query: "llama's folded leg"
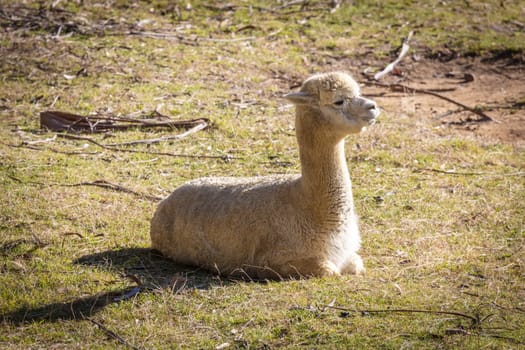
[341,253,365,275]
[280,258,342,277]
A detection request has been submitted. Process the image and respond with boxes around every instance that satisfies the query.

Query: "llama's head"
[285,72,380,135]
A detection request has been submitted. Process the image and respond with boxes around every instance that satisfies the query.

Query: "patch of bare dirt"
[362,56,525,148]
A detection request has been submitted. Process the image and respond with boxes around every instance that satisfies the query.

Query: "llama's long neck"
[294,107,354,223]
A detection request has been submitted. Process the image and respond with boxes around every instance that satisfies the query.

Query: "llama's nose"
[364,100,377,111]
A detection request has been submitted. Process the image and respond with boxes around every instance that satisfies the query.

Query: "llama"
[150,72,380,279]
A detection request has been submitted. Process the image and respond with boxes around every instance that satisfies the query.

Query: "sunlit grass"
[1,0,524,349]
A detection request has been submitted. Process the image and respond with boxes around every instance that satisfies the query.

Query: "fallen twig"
[435,108,464,119]
[444,328,524,344]
[273,0,309,11]
[325,305,480,325]
[106,120,208,146]
[367,86,457,98]
[128,30,194,42]
[64,180,163,201]
[202,3,278,13]
[200,36,256,43]
[128,30,256,43]
[9,141,237,161]
[437,103,524,120]
[113,286,143,302]
[414,168,525,177]
[57,134,113,149]
[21,134,57,145]
[477,333,524,345]
[62,232,84,239]
[374,31,413,80]
[55,134,235,160]
[7,174,163,202]
[88,318,141,350]
[366,81,497,123]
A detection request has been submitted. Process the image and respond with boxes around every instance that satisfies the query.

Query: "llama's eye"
[333,100,344,106]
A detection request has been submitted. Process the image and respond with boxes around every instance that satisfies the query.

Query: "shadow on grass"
[1,248,221,325]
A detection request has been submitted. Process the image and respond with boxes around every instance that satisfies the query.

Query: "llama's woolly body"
[151,71,379,279]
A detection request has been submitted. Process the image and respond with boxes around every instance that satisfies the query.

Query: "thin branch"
[477,333,524,345]
[55,134,235,160]
[128,30,256,43]
[7,175,163,202]
[56,133,116,149]
[374,31,413,80]
[415,168,525,177]
[366,81,497,123]
[9,142,100,155]
[63,180,163,202]
[62,232,84,239]
[273,0,310,11]
[435,108,464,119]
[325,305,480,324]
[88,318,141,350]
[202,3,278,14]
[8,141,238,161]
[21,134,57,145]
[106,121,207,147]
[128,30,192,41]
[367,86,457,98]
[200,36,256,43]
[444,329,524,345]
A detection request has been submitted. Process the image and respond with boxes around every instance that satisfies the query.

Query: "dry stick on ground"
[328,307,525,343]
[7,174,162,202]
[374,31,413,80]
[54,134,237,161]
[273,0,309,11]
[476,333,525,345]
[87,318,141,350]
[127,30,196,43]
[63,180,163,202]
[437,102,523,119]
[370,30,495,123]
[10,140,236,161]
[127,30,256,43]
[325,305,480,325]
[415,168,525,177]
[106,121,208,147]
[366,87,457,98]
[136,29,281,43]
[21,135,57,145]
[366,81,497,123]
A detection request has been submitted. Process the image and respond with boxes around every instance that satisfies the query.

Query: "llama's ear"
[283,91,314,105]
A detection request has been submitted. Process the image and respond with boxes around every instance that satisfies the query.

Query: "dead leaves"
[40,110,209,133]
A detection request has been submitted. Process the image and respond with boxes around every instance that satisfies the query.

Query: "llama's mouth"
[363,109,380,124]
[361,116,377,125]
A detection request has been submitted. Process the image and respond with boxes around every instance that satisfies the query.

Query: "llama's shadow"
[1,248,222,324]
[74,247,220,290]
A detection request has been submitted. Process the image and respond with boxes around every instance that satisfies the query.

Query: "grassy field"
[1,1,524,349]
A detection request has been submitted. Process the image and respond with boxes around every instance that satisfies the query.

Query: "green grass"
[1,0,524,349]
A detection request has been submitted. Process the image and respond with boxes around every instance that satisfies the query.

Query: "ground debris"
[0,235,48,258]
[0,3,134,37]
[40,110,209,133]
[374,31,413,80]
